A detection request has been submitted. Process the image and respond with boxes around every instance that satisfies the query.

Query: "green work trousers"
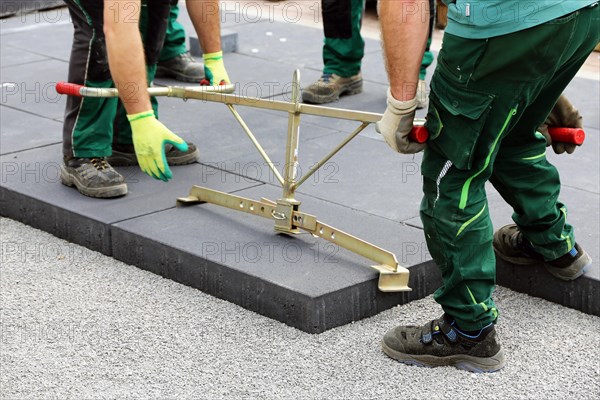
[159,1,187,63]
[62,0,167,158]
[421,5,599,330]
[322,0,434,79]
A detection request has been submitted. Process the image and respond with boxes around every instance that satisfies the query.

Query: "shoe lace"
[179,52,195,63]
[90,158,110,171]
[319,73,333,83]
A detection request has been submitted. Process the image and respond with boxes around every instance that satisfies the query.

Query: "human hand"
[201,51,230,85]
[376,88,425,154]
[538,95,582,154]
[127,111,188,181]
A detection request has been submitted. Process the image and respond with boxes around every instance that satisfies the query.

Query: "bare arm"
[186,0,222,53]
[103,0,151,114]
[379,0,429,101]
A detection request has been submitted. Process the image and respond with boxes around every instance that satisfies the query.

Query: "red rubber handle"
[409,126,585,145]
[408,126,429,144]
[547,127,585,145]
[56,82,83,97]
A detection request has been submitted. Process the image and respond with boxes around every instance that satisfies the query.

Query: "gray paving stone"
[0,106,61,155]
[233,132,425,222]
[546,126,599,194]
[0,143,261,254]
[0,18,72,62]
[0,58,67,121]
[233,20,322,67]
[189,29,238,56]
[0,45,49,68]
[563,76,600,130]
[111,183,440,332]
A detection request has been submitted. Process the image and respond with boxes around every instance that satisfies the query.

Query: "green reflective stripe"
[203,51,223,61]
[560,206,567,220]
[491,308,498,319]
[459,108,518,210]
[127,111,154,122]
[466,285,491,313]
[522,151,546,161]
[561,234,572,251]
[466,285,477,304]
[430,106,444,140]
[456,204,487,237]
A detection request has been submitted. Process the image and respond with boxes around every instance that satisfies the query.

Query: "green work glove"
[127,111,188,182]
[376,88,425,154]
[201,51,230,85]
[538,95,582,154]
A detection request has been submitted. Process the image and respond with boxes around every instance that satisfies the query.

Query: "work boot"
[107,143,200,166]
[301,73,363,104]
[493,224,592,280]
[416,79,428,109]
[382,315,505,373]
[60,157,127,198]
[156,52,204,83]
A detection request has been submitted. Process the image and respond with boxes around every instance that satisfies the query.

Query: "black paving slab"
[1,18,72,62]
[0,58,67,121]
[189,29,238,56]
[111,183,440,333]
[0,45,49,68]
[233,131,425,222]
[563,76,600,130]
[0,144,261,254]
[0,105,61,155]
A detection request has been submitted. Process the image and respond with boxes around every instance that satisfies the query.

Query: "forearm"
[103,0,151,114]
[187,0,221,54]
[379,0,429,101]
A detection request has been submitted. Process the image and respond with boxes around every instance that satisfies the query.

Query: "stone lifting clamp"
[56,70,430,292]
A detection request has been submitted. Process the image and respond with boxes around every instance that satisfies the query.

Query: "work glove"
[127,111,189,182]
[538,95,582,154]
[201,51,231,86]
[376,88,425,154]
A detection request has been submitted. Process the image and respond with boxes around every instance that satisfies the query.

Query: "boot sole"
[155,66,203,83]
[107,147,200,167]
[60,166,127,199]
[544,251,592,281]
[302,80,363,104]
[381,340,506,373]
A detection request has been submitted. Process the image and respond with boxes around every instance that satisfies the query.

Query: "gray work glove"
[538,95,582,154]
[376,88,426,154]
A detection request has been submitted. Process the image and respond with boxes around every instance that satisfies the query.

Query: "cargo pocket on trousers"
[424,76,495,170]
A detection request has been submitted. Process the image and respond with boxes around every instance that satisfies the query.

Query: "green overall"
[321,0,434,80]
[422,3,599,330]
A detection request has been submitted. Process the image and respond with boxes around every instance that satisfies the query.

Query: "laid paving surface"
[1,7,599,333]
